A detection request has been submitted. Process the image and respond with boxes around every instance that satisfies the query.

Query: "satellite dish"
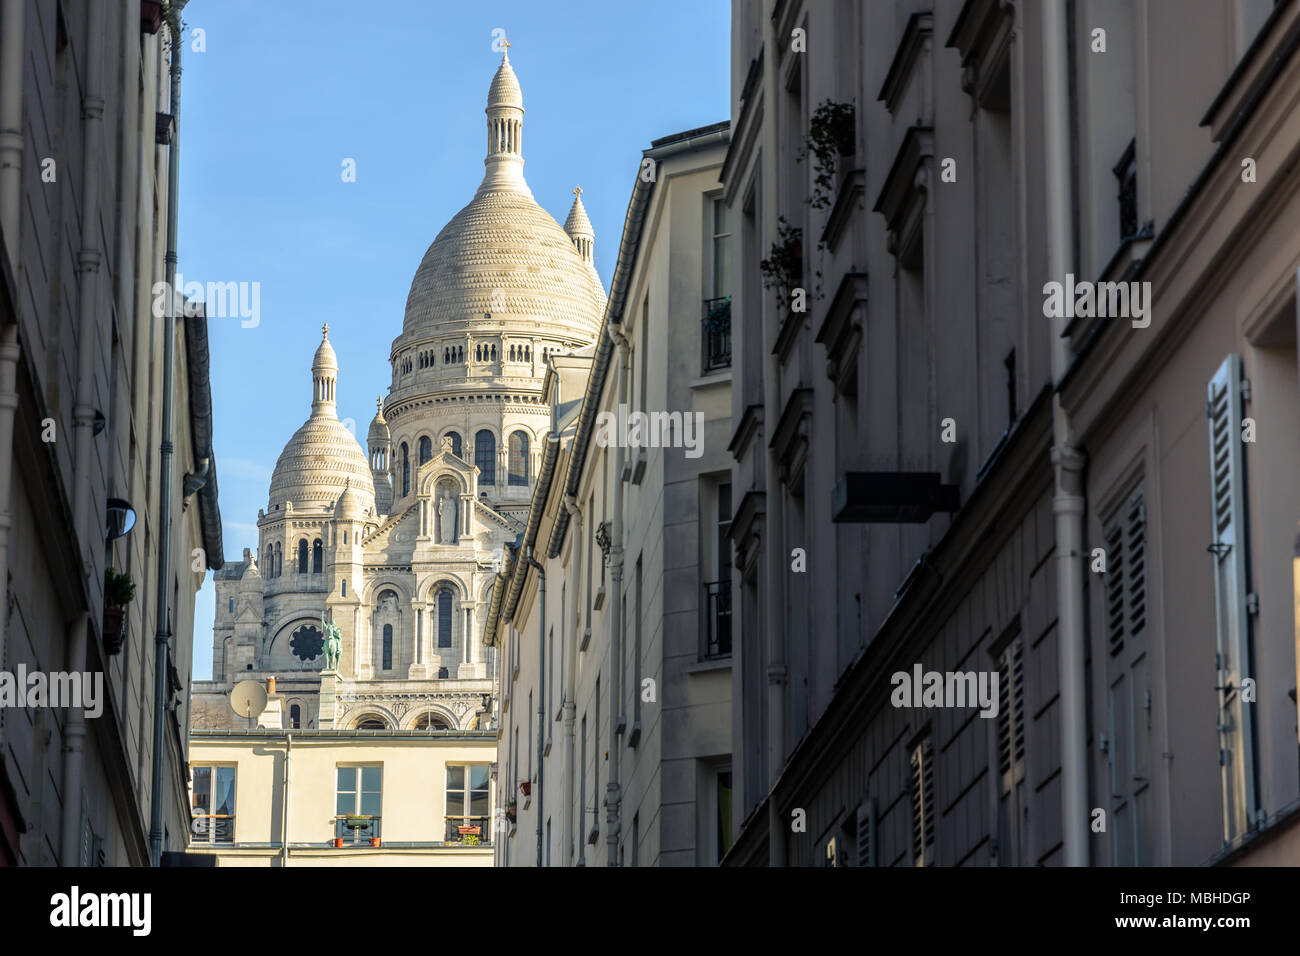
[230,680,268,723]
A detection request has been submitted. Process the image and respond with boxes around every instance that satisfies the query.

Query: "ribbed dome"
[367,397,389,443]
[487,51,523,109]
[402,188,605,337]
[269,417,377,513]
[333,480,366,520]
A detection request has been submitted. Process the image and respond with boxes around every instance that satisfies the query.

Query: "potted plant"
[369,836,381,847]
[345,814,371,830]
[759,217,804,310]
[805,101,856,210]
[103,567,136,655]
[506,800,517,822]
[333,837,344,848]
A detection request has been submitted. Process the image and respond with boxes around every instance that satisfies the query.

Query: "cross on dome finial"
[322,322,330,339]
[376,396,382,411]
[574,185,582,197]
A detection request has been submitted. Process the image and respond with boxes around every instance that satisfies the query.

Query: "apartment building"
[484,122,733,866]
[0,1,222,865]
[723,0,1299,866]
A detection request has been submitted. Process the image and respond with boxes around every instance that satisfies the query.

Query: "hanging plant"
[759,217,803,310]
[805,101,856,210]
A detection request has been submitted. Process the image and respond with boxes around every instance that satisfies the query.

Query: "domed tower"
[367,398,393,517]
[564,186,606,316]
[384,46,605,519]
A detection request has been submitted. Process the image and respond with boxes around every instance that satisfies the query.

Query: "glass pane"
[713,197,727,235]
[469,765,489,789]
[336,793,353,816]
[713,236,730,299]
[470,791,489,816]
[214,767,236,816]
[447,765,465,789]
[361,766,382,793]
[360,792,382,817]
[337,766,356,793]
[192,766,211,810]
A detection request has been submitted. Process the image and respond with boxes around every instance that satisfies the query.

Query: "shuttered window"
[910,736,935,866]
[855,797,876,867]
[1103,487,1147,657]
[996,632,1027,865]
[1206,353,1258,843]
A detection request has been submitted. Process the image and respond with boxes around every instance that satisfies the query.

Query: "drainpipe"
[606,324,630,867]
[281,732,291,867]
[526,546,545,866]
[59,0,107,867]
[561,495,581,865]
[0,0,23,273]
[149,3,187,867]
[1042,0,1089,866]
[760,0,787,868]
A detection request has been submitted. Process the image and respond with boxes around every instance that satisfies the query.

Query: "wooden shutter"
[1206,353,1257,841]
[910,737,935,865]
[1102,486,1147,658]
[856,797,876,867]
[997,639,1026,776]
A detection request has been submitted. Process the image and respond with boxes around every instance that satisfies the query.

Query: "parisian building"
[484,122,733,866]
[722,0,1300,867]
[0,4,222,865]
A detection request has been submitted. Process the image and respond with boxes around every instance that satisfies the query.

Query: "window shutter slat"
[1206,353,1257,841]
[856,798,876,867]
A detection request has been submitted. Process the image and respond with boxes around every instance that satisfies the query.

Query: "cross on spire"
[321,322,330,339]
[573,185,582,197]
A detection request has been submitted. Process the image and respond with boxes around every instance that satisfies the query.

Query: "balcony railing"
[334,815,381,844]
[190,813,234,845]
[445,815,491,845]
[702,296,732,373]
[703,580,732,658]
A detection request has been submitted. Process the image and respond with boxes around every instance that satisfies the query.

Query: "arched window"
[525,345,531,361]
[415,713,450,730]
[312,539,323,573]
[356,717,386,730]
[458,346,464,363]
[475,430,495,485]
[265,545,273,575]
[490,344,497,361]
[509,345,516,361]
[382,623,393,670]
[297,540,308,574]
[508,431,530,486]
[446,431,462,458]
[444,347,450,364]
[437,667,449,679]
[275,542,282,578]
[401,443,410,496]
[290,704,301,729]
[438,589,453,648]
[419,435,432,464]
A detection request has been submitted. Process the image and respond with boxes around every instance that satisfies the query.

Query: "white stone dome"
[269,326,377,514]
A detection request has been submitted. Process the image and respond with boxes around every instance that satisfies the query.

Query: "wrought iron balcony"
[445,815,491,845]
[702,296,732,373]
[334,814,381,844]
[703,580,732,658]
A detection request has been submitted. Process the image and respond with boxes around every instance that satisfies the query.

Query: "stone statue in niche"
[438,491,458,545]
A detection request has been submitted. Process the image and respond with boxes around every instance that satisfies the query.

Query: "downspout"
[0,0,23,273]
[525,546,545,867]
[760,0,787,868]
[281,732,291,867]
[59,0,107,866]
[606,324,630,867]
[1042,0,1089,866]
[561,495,581,865]
[149,4,187,867]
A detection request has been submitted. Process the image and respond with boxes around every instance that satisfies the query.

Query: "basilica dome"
[399,50,604,342]
[268,325,377,514]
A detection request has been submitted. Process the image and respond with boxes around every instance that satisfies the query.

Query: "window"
[289,704,301,729]
[446,764,490,842]
[704,480,732,658]
[910,736,935,866]
[382,623,393,670]
[1207,354,1258,845]
[508,431,529,486]
[1114,138,1138,242]
[341,580,346,597]
[401,443,410,496]
[446,431,463,458]
[438,589,453,647]
[297,540,308,574]
[274,542,282,578]
[312,539,322,574]
[711,196,731,299]
[228,597,234,614]
[579,713,587,865]
[704,765,733,865]
[335,766,382,843]
[437,666,449,679]
[191,766,236,844]
[415,713,449,730]
[995,630,1027,866]
[264,545,273,577]
[475,430,496,485]
[419,435,432,464]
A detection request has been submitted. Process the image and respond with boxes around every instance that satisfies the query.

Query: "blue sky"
[181,1,730,678]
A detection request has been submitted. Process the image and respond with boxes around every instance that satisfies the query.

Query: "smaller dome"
[563,187,594,239]
[487,49,523,110]
[313,325,338,372]
[367,397,390,443]
[334,480,366,520]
